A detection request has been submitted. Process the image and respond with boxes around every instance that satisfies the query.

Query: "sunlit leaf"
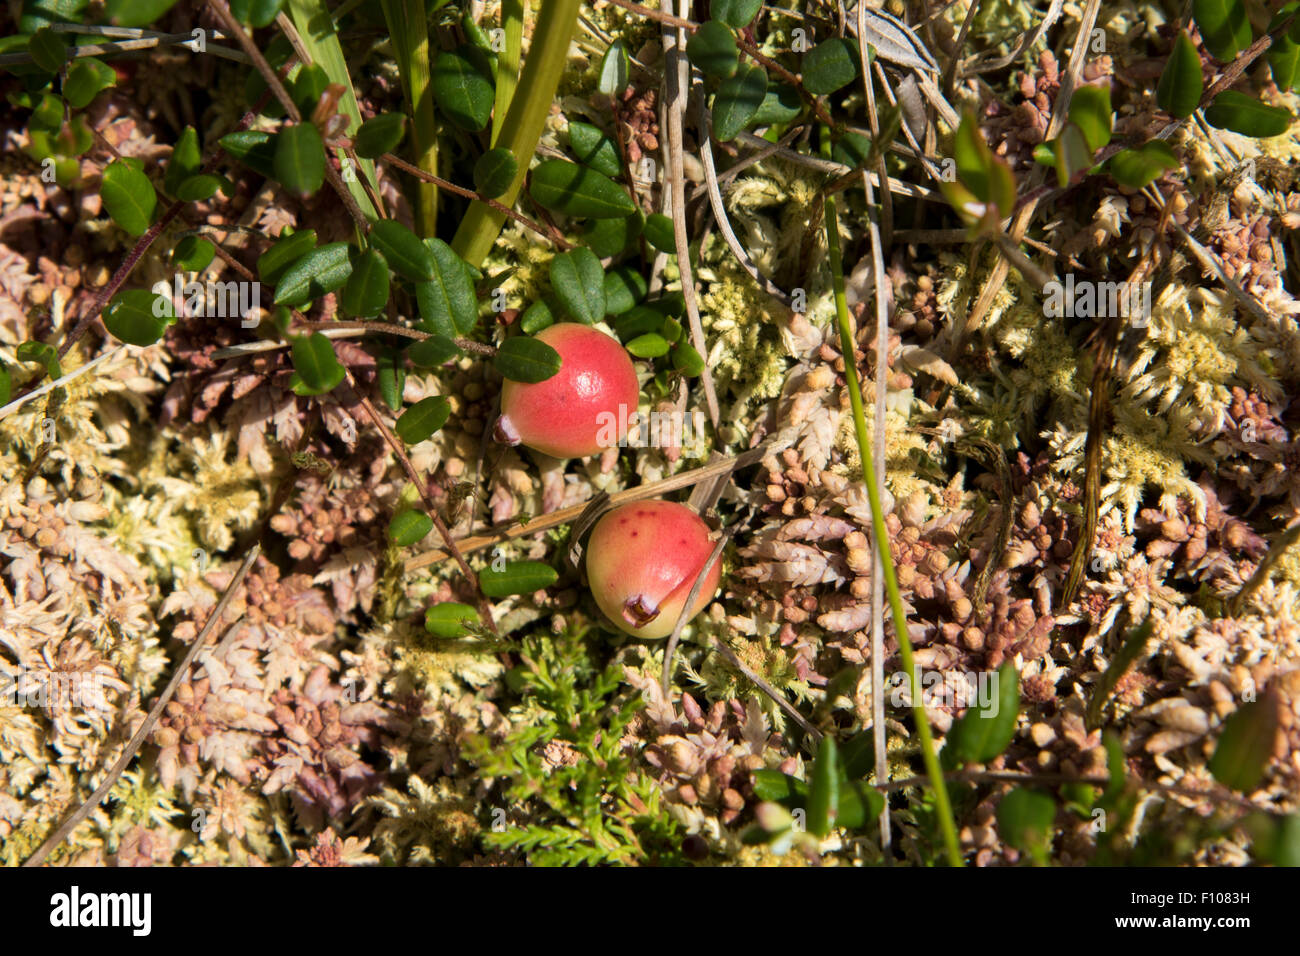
[479,560,558,597]
[712,63,767,141]
[395,395,452,444]
[494,335,562,383]
[341,248,390,317]
[275,242,353,307]
[100,159,157,237]
[274,121,326,197]
[529,159,638,219]
[687,20,738,79]
[388,508,433,546]
[549,246,605,324]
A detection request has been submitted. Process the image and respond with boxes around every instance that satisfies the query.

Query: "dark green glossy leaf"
[604,265,646,315]
[712,63,767,141]
[802,38,858,95]
[479,559,559,597]
[353,111,407,159]
[63,57,116,109]
[549,246,605,324]
[103,288,172,347]
[432,45,494,131]
[1192,0,1251,62]
[529,159,638,219]
[568,121,622,177]
[395,395,451,444]
[275,242,353,307]
[407,334,462,368]
[494,335,562,383]
[687,20,738,79]
[0,361,9,406]
[643,213,676,253]
[425,602,478,638]
[1210,695,1281,792]
[172,235,215,271]
[1106,140,1179,188]
[100,159,157,236]
[341,248,390,317]
[388,508,433,546]
[583,213,641,258]
[598,38,629,96]
[806,736,840,838]
[258,229,317,285]
[415,239,478,337]
[292,63,329,116]
[711,0,761,29]
[473,147,517,197]
[370,219,435,281]
[274,121,325,197]
[943,662,1020,765]
[1158,31,1204,118]
[289,332,345,395]
[1205,90,1293,137]
[219,130,276,178]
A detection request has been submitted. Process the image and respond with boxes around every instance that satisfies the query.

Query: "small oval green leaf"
[274,121,326,197]
[274,242,353,307]
[389,508,433,546]
[415,239,478,337]
[341,248,390,317]
[479,560,559,597]
[568,121,622,178]
[370,219,435,281]
[712,63,768,141]
[104,288,172,346]
[802,38,858,96]
[494,335,562,383]
[711,0,761,29]
[354,111,407,159]
[395,395,452,444]
[289,332,345,395]
[100,159,157,237]
[1158,31,1204,118]
[432,45,495,131]
[1210,695,1281,793]
[1204,90,1294,137]
[425,602,478,638]
[549,246,605,324]
[473,147,517,197]
[687,20,738,79]
[529,159,638,219]
[407,334,463,368]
